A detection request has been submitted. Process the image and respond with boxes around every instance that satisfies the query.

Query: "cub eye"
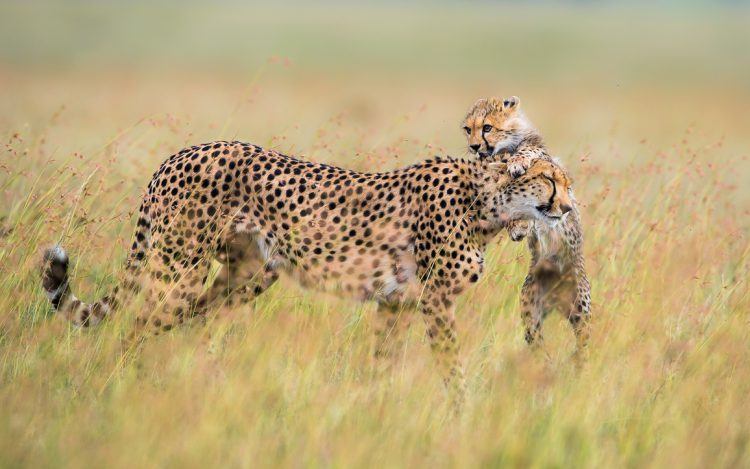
[482,124,493,133]
[463,126,471,135]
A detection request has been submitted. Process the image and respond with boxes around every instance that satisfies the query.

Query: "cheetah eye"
[482,125,493,133]
[463,126,471,135]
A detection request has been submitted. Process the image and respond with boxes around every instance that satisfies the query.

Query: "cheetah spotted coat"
[42,140,567,406]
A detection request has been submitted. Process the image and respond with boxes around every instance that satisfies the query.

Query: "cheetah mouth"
[536,206,561,220]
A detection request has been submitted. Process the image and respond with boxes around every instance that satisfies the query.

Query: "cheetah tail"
[41,245,117,327]
[41,200,152,327]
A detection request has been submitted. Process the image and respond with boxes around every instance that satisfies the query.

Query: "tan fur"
[462,98,592,359]
[42,141,572,409]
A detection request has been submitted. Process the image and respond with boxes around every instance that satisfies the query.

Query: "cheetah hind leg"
[195,235,279,319]
[373,303,414,367]
[190,241,278,354]
[418,289,466,415]
[125,253,213,346]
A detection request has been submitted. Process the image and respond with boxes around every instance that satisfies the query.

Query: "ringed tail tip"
[42,245,69,307]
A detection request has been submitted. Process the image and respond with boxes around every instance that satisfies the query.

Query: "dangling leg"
[520,273,544,347]
[567,274,592,364]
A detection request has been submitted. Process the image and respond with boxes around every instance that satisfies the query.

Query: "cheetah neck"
[467,160,515,236]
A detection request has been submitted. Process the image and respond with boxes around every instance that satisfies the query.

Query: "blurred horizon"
[2,2,748,172]
[1,1,748,172]
[1,2,748,85]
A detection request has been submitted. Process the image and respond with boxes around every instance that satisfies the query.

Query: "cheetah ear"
[525,159,553,178]
[503,96,520,112]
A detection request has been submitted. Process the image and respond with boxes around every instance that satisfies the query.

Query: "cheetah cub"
[462,96,592,358]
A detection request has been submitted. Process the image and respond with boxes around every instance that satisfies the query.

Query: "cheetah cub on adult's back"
[462,97,592,359]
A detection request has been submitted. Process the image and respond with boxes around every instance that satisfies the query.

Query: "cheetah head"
[462,96,534,158]
[491,159,574,227]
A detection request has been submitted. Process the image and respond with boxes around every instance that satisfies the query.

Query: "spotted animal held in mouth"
[462,97,592,360]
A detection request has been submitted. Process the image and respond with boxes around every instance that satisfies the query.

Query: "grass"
[1,2,749,467]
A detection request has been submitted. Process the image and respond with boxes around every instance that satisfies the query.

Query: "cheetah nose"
[470,144,481,152]
[560,203,573,214]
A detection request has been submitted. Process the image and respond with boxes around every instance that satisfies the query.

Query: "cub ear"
[524,159,553,178]
[503,96,520,112]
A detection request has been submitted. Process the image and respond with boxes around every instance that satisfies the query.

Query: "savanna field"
[1,2,749,467]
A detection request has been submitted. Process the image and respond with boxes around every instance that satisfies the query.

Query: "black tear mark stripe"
[544,175,557,210]
[481,128,492,157]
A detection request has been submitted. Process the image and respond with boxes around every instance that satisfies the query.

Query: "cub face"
[462,96,531,158]
[495,159,573,225]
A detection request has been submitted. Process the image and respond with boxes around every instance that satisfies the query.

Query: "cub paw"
[508,220,531,241]
[508,159,531,179]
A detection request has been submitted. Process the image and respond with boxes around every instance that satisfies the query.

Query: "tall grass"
[1,3,749,468]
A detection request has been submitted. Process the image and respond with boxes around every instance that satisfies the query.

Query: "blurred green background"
[1,1,749,85]
[1,1,748,167]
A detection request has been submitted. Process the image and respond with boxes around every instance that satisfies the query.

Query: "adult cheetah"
[42,140,573,405]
